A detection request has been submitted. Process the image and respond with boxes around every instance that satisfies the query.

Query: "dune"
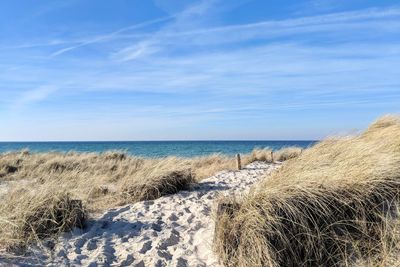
[0,161,279,266]
[214,115,400,267]
[2,114,398,267]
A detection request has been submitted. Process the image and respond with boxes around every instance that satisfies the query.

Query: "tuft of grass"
[120,157,194,202]
[244,146,303,164]
[274,146,303,161]
[214,115,400,267]
[103,151,127,161]
[0,186,86,253]
[123,169,193,202]
[246,147,274,163]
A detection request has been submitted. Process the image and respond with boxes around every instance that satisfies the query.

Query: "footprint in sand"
[158,229,180,250]
[86,239,98,250]
[139,240,152,254]
[168,213,179,221]
[120,254,135,266]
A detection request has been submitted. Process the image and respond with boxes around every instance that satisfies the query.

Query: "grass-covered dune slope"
[214,115,400,267]
[0,146,301,253]
[0,153,233,252]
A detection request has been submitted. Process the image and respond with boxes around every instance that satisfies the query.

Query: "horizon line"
[0,139,318,143]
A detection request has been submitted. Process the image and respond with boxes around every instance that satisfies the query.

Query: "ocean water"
[0,141,316,158]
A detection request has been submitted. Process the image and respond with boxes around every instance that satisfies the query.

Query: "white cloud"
[50,15,175,57]
[110,0,218,60]
[53,5,400,59]
[8,4,400,58]
[14,85,58,109]
[113,41,161,61]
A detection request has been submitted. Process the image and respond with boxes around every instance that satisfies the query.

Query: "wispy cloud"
[48,5,400,60]
[8,5,400,57]
[112,0,218,61]
[14,85,58,110]
[51,15,175,57]
[113,41,161,61]
[111,7,399,63]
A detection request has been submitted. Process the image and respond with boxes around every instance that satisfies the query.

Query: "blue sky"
[0,0,399,141]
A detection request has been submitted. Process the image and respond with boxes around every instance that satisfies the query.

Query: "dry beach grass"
[246,146,303,163]
[0,189,86,252]
[0,152,230,251]
[214,115,400,266]
[0,152,235,210]
[0,147,298,253]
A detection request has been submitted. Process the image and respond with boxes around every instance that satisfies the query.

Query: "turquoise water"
[0,141,316,158]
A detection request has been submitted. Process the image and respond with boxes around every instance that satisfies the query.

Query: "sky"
[0,0,399,141]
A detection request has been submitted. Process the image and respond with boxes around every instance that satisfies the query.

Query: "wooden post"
[236,153,242,170]
[271,151,274,163]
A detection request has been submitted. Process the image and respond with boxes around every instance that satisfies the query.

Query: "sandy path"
[2,162,277,267]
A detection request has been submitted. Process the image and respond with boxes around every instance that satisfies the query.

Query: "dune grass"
[247,147,274,163]
[0,152,240,252]
[0,144,301,253]
[274,146,303,161]
[214,115,400,267]
[0,152,240,209]
[243,146,303,164]
[0,187,85,253]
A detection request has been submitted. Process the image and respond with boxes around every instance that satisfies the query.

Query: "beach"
[1,0,399,265]
[1,161,278,266]
[0,117,399,267]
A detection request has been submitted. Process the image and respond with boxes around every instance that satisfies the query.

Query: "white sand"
[2,162,278,267]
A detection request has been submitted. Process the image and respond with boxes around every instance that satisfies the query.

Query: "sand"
[1,161,278,267]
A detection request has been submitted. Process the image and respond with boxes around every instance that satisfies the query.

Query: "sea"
[0,141,316,158]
